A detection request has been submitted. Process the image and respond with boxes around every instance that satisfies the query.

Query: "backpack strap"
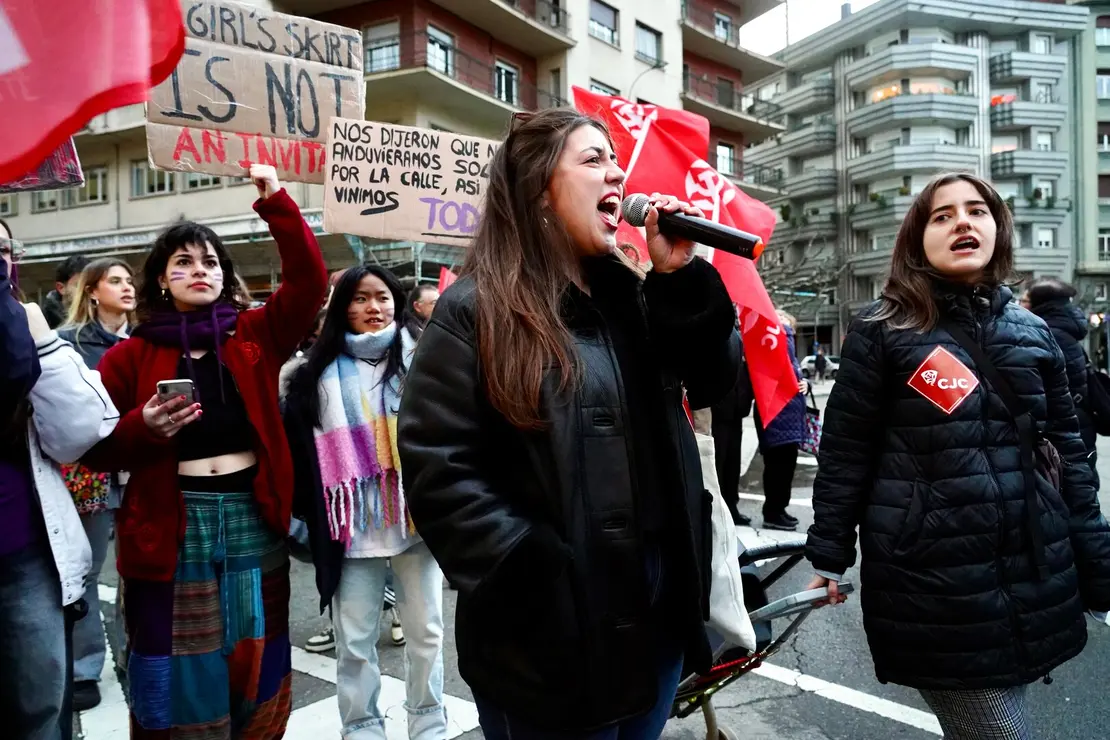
[943,322,1049,581]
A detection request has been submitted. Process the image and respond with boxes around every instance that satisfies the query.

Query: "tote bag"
[696,432,757,652]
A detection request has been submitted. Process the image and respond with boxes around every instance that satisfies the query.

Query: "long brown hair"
[63,258,137,331]
[870,172,1014,332]
[464,108,612,429]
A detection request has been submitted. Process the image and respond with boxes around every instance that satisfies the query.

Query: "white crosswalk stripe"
[79,585,480,739]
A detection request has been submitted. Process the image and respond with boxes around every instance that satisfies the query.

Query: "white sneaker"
[304,626,336,653]
[390,608,405,646]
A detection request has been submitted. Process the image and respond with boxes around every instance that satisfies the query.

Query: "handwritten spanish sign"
[146,0,364,183]
[323,118,499,243]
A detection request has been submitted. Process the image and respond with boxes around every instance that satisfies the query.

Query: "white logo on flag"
[921,369,938,386]
[609,100,657,141]
[0,8,30,77]
[684,159,735,224]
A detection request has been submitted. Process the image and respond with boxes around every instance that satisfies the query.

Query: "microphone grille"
[620,194,651,227]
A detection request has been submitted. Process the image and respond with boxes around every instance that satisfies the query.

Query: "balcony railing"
[681,3,742,47]
[787,113,835,133]
[716,157,784,188]
[525,0,572,37]
[990,88,1062,106]
[365,31,567,110]
[682,73,784,123]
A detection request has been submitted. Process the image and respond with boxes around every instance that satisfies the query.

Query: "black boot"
[73,680,101,712]
[763,513,798,531]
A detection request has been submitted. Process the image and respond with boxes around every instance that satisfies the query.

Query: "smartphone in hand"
[156,379,195,405]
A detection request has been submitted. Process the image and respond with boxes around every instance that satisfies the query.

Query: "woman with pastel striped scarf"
[284,265,446,740]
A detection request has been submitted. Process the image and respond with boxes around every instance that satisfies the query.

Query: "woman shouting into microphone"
[398,109,741,738]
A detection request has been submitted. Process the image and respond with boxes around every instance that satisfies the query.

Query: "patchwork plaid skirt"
[123,478,291,739]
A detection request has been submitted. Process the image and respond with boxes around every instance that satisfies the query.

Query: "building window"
[715,142,735,175]
[494,61,519,106]
[1099,229,1110,261]
[183,172,221,191]
[716,77,735,108]
[1100,123,1110,151]
[1035,180,1054,198]
[63,166,109,207]
[589,1,619,46]
[1032,34,1053,55]
[1034,83,1054,104]
[1098,19,1110,47]
[31,190,58,213]
[1098,71,1110,99]
[1036,228,1055,249]
[589,79,619,96]
[1035,132,1053,151]
[0,194,16,217]
[714,12,732,42]
[1100,175,1110,198]
[551,68,561,98]
[364,21,400,73]
[226,176,252,186]
[426,25,454,76]
[635,23,661,65]
[131,161,176,197]
[1098,283,1109,301]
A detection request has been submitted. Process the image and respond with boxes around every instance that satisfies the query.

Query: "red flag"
[573,87,797,426]
[0,0,185,183]
[438,267,458,293]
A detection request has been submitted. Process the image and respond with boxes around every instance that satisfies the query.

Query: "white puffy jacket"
[28,332,119,606]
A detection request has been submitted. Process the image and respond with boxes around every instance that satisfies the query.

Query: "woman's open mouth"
[597,194,620,230]
[950,236,979,253]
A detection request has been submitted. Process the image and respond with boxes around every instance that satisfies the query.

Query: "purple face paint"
[169,271,188,282]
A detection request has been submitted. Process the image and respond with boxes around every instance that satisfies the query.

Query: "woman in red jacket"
[84,165,327,739]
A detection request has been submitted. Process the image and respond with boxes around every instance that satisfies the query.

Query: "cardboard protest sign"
[323,118,499,243]
[146,0,365,183]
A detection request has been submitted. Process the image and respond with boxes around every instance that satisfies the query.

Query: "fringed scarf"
[313,324,415,546]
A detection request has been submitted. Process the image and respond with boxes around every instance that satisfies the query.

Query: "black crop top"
[175,353,256,462]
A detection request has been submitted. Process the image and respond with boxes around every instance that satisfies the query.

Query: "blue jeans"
[475,648,684,740]
[73,510,112,682]
[0,544,74,740]
[333,542,446,740]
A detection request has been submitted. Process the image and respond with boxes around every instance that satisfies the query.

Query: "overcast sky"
[739,0,884,56]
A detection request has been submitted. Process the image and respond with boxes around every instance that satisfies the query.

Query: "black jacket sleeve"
[0,262,39,422]
[397,284,568,598]
[805,314,886,574]
[641,257,741,410]
[1040,338,1110,611]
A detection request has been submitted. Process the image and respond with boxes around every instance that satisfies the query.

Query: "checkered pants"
[919,685,1032,740]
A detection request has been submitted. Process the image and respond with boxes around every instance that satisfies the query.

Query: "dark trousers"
[761,443,798,518]
[711,418,744,525]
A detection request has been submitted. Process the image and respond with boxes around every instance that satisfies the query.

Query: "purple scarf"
[132,302,239,401]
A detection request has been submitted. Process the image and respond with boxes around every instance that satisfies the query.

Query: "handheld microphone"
[620,193,765,261]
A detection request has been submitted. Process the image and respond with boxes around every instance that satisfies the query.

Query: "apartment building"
[746,0,1088,351]
[1071,0,1110,348]
[8,0,783,298]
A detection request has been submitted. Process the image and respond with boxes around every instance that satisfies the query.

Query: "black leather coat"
[807,284,1110,690]
[1030,299,1097,454]
[398,256,740,730]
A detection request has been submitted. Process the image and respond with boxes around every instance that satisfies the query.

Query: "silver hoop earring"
[90,297,99,308]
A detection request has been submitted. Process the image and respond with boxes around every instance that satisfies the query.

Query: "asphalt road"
[82,381,1110,739]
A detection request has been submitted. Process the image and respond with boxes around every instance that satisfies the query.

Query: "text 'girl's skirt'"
[123,479,292,739]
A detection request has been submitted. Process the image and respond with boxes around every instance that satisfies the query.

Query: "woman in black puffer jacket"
[1022,278,1098,479]
[806,173,1110,739]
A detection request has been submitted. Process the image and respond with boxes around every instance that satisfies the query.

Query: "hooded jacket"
[807,283,1110,690]
[1029,298,1096,454]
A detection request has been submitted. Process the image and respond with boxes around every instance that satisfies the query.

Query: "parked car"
[801,354,839,379]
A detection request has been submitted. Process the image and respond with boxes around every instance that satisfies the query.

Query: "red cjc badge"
[907,346,980,414]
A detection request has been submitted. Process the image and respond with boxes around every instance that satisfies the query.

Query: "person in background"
[402,283,439,343]
[1021,278,1098,481]
[0,217,119,740]
[808,173,1110,738]
[56,258,135,711]
[82,165,327,739]
[42,255,90,329]
[814,346,828,384]
[753,310,808,532]
[399,109,740,737]
[711,312,754,526]
[284,265,445,738]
